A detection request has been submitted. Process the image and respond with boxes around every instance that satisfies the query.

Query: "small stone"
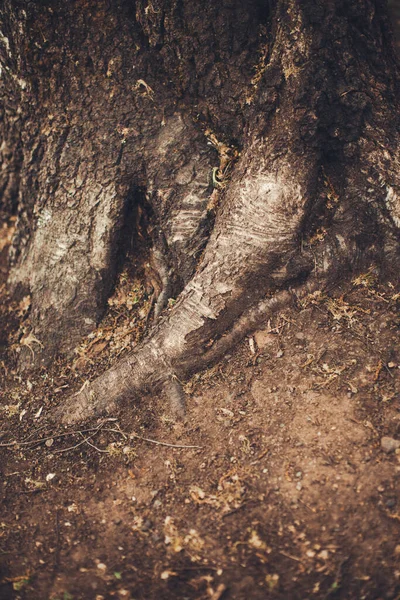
[377,485,385,493]
[265,574,279,590]
[386,498,396,509]
[381,437,400,453]
[97,563,107,571]
[317,550,329,560]
[138,308,147,320]
[254,330,275,349]
[141,519,152,532]
[395,545,400,555]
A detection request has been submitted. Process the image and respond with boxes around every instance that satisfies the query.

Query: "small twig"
[79,432,109,453]
[0,419,116,448]
[23,423,49,441]
[92,426,200,449]
[53,427,105,454]
[279,550,304,564]
[128,431,201,449]
[383,361,394,378]
[0,419,201,451]
[173,566,219,572]
[52,436,94,454]
[298,498,316,513]
[250,447,270,465]
[112,423,128,440]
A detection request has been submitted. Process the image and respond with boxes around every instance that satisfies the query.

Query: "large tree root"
[57,154,400,426]
[56,280,318,425]
[55,103,320,422]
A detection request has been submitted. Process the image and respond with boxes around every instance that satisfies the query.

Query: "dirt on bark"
[1,219,400,600]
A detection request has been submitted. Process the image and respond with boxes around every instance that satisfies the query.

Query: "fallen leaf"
[88,340,109,356]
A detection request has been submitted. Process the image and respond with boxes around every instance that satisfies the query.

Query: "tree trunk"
[1,0,399,422]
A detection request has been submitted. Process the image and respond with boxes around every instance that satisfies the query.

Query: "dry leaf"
[88,340,109,356]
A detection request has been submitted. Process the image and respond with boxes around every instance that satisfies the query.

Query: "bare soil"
[1,219,400,600]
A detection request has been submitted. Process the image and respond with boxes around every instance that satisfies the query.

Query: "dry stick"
[0,422,108,447]
[112,423,128,440]
[0,423,202,451]
[0,430,87,448]
[81,425,202,449]
[192,279,321,372]
[53,426,106,454]
[128,431,201,449]
[78,432,109,453]
[23,423,49,441]
[0,418,116,448]
[279,550,304,564]
[74,425,202,449]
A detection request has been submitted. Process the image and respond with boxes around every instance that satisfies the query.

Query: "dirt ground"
[1,218,400,600]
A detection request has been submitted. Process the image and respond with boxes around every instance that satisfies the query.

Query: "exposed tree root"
[56,278,320,425]
[55,141,400,425]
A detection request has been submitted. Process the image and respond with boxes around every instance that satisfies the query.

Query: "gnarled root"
[55,279,318,425]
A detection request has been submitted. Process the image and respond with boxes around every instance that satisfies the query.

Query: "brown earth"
[0,218,400,600]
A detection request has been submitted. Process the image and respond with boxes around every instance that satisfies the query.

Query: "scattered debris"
[0,261,399,598]
[134,79,154,98]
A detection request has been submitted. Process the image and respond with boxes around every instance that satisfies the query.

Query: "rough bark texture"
[1,0,399,422]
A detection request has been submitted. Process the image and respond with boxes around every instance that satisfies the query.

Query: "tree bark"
[1,0,399,422]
